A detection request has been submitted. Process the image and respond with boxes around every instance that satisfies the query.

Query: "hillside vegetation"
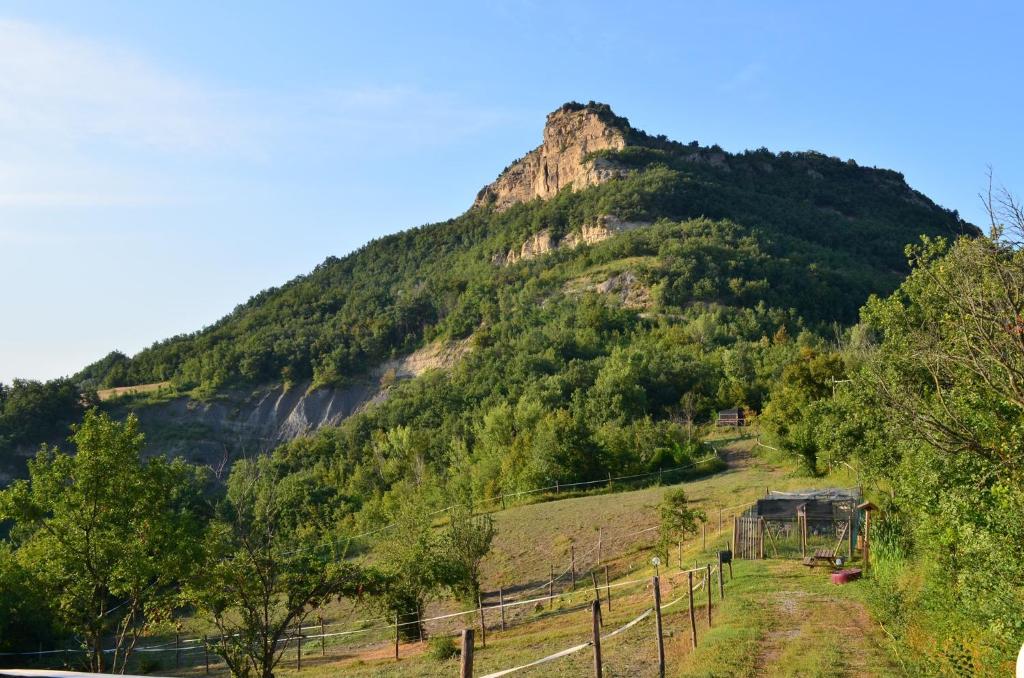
[1,103,1018,676]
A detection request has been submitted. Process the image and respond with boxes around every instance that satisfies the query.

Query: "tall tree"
[0,410,205,672]
[188,459,370,678]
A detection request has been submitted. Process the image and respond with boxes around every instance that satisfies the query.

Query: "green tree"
[0,542,55,654]
[656,488,706,563]
[189,458,370,678]
[0,410,205,672]
[440,504,495,604]
[760,347,845,472]
[857,232,1024,668]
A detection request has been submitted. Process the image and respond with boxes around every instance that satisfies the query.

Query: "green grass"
[81,433,901,677]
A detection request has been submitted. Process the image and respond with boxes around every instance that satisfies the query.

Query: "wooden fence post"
[688,570,697,649]
[604,564,612,611]
[204,635,209,675]
[702,522,707,550]
[319,614,325,657]
[549,565,554,609]
[717,552,725,599]
[849,505,855,558]
[460,629,474,678]
[591,571,602,620]
[759,517,765,559]
[394,614,399,660]
[296,626,302,671]
[570,544,576,590]
[498,587,506,631]
[719,508,723,532]
[478,592,487,648]
[732,516,738,556]
[706,563,713,626]
[591,600,602,678]
[175,631,181,669]
[652,576,665,678]
[678,540,682,569]
[597,527,603,565]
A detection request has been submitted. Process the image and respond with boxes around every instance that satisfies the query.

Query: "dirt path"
[751,562,899,677]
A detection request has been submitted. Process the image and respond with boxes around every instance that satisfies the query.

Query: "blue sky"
[1,1,1021,383]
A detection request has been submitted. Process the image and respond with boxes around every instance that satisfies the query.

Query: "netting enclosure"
[732,488,862,560]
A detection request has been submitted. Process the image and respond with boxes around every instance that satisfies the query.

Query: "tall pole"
[478,592,487,648]
[320,615,325,657]
[717,551,725,599]
[499,587,506,631]
[460,629,475,678]
[688,570,697,648]
[549,565,554,609]
[597,527,603,565]
[706,563,713,626]
[604,564,612,611]
[394,614,399,660]
[591,600,603,678]
[652,576,665,678]
[591,571,602,619]
[570,544,576,590]
[732,516,738,556]
[204,635,209,675]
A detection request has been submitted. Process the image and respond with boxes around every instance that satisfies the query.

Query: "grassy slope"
[191,434,898,678]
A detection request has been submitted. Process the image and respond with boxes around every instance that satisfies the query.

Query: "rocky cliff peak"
[473,102,633,211]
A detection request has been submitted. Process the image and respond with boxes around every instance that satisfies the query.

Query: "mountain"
[3,101,976,479]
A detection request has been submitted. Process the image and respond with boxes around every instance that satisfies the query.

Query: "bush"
[426,635,458,661]
[138,656,163,674]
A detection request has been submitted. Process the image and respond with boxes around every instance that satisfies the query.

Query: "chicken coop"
[731,488,862,562]
[716,407,746,427]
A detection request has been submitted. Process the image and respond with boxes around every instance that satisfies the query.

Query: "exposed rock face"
[595,270,652,309]
[122,340,471,469]
[560,215,650,249]
[473,104,631,211]
[493,214,652,266]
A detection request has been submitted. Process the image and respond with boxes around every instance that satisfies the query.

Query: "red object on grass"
[831,568,862,584]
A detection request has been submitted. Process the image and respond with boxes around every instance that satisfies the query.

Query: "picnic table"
[802,548,840,568]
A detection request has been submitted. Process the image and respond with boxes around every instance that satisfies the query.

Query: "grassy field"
[176,434,896,678]
[77,433,900,677]
[96,381,171,401]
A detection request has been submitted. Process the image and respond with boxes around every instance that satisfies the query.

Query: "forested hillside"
[3,102,1020,676]
[1,101,976,493]
[78,102,973,394]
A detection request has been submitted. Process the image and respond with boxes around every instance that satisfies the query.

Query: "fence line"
[0,454,727,662]
[479,564,719,678]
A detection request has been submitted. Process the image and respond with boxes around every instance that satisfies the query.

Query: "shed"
[716,407,745,427]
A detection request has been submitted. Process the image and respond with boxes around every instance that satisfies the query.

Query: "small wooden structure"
[857,501,877,573]
[716,407,746,427]
[733,488,863,561]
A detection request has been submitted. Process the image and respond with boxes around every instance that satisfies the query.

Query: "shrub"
[426,635,458,661]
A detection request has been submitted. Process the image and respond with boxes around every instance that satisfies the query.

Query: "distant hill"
[3,101,976,480]
[81,101,975,394]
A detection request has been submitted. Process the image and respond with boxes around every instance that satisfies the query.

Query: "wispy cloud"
[0,18,509,211]
[0,19,238,152]
[717,61,767,94]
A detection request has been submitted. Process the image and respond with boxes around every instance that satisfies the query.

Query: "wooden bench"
[802,548,835,568]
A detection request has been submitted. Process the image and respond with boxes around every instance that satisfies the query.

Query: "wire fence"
[0,449,743,674]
